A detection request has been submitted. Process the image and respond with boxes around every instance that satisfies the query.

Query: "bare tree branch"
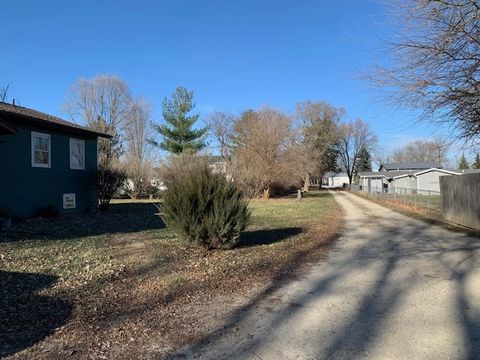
[372,0,480,141]
[337,119,377,184]
[63,74,133,165]
[0,84,10,102]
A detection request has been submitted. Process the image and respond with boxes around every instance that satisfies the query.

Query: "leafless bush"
[94,165,127,212]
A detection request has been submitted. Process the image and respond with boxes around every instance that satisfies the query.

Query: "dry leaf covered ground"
[0,191,341,359]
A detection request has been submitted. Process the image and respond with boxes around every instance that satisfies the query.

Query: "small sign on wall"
[63,193,76,209]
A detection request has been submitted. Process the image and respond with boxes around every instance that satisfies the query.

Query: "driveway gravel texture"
[175,190,480,360]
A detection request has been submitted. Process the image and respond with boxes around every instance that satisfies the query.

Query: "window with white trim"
[31,132,51,168]
[70,138,85,170]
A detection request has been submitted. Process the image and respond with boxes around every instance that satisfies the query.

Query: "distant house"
[206,156,229,176]
[0,102,110,217]
[324,172,349,188]
[358,162,480,194]
[202,155,233,181]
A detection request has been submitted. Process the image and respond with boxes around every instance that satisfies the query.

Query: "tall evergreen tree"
[473,153,480,169]
[152,87,207,154]
[355,146,372,174]
[458,153,469,169]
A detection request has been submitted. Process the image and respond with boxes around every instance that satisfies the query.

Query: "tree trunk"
[303,172,310,192]
[263,187,270,199]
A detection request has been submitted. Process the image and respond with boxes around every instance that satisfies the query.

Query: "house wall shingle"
[0,123,98,217]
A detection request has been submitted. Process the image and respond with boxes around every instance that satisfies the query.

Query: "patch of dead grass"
[1,191,341,359]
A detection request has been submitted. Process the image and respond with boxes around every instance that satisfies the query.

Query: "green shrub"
[160,164,250,249]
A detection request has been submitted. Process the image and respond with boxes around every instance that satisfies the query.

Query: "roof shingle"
[0,102,111,138]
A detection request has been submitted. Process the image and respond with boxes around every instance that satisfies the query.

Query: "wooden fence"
[440,173,480,230]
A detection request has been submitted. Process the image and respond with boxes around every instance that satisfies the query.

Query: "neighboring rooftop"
[359,168,480,178]
[358,170,415,178]
[379,162,442,171]
[449,168,480,174]
[325,172,348,177]
[357,171,388,177]
[0,101,111,138]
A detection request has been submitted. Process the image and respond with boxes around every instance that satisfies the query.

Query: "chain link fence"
[349,184,442,213]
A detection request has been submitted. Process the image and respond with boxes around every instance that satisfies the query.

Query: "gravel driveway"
[177,191,480,360]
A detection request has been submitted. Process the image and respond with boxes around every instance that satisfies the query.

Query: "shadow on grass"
[276,190,332,200]
[0,270,72,357]
[303,190,332,198]
[0,202,165,243]
[236,227,303,248]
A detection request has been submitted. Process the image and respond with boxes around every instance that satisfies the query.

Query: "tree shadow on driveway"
[0,270,72,357]
[172,192,480,359]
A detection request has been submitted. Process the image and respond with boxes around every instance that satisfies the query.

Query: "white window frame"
[31,132,51,168]
[70,138,85,170]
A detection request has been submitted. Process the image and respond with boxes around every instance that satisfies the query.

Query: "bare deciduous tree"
[337,119,377,184]
[374,0,480,140]
[63,74,133,164]
[295,101,342,191]
[0,84,10,102]
[123,99,155,198]
[233,107,294,198]
[390,137,451,165]
[205,110,236,160]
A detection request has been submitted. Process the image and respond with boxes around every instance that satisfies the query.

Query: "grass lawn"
[393,193,442,211]
[0,191,341,359]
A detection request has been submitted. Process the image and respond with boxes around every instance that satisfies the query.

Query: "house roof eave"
[0,118,17,134]
[414,167,462,176]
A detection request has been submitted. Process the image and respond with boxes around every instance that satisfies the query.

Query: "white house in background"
[150,179,167,191]
[358,162,480,194]
[324,172,350,187]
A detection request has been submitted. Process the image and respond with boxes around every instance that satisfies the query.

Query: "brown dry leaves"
[2,193,341,359]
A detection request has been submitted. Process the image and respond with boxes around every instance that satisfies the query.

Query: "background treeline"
[59,74,379,198]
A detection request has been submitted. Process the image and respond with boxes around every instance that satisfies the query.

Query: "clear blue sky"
[0,0,458,161]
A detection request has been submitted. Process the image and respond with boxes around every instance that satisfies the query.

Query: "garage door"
[370,178,383,192]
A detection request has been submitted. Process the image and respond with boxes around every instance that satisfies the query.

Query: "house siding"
[0,122,98,217]
[393,176,417,193]
[417,170,448,193]
[328,176,349,187]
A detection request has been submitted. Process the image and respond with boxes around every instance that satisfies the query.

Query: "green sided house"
[0,102,110,218]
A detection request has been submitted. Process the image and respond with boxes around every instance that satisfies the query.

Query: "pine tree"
[458,153,469,169]
[473,153,480,169]
[152,87,207,154]
[355,146,372,174]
